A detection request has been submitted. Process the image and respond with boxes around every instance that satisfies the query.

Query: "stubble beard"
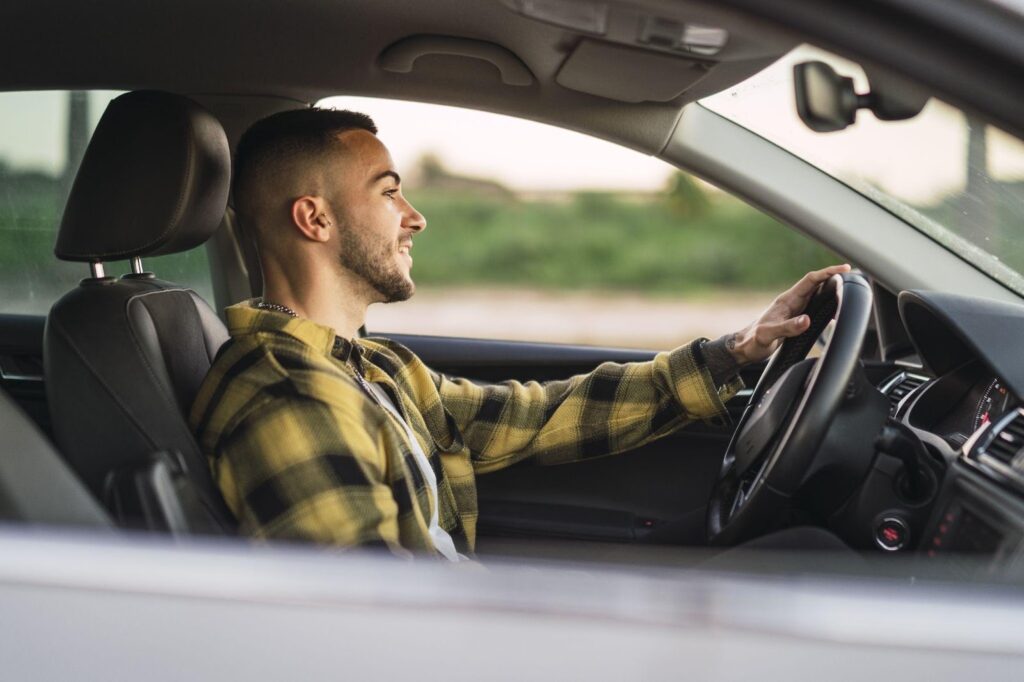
[336,221,415,304]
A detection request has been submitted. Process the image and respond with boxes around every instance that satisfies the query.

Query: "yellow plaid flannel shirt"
[190,301,741,556]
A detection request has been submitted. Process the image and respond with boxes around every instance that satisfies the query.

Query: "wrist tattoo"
[703,334,741,387]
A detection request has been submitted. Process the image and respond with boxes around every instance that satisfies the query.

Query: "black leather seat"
[44,91,236,535]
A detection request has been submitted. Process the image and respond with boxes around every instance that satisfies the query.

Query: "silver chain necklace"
[255,299,299,318]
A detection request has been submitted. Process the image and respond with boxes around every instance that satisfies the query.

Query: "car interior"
[2,0,1024,580]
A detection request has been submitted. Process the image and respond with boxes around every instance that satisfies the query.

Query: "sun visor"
[556,39,710,103]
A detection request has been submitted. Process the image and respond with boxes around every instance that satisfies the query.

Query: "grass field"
[372,185,838,348]
[404,187,838,295]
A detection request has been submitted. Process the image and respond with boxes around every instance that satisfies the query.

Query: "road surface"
[366,287,775,350]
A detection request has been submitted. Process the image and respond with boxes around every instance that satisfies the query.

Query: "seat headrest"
[55,91,230,262]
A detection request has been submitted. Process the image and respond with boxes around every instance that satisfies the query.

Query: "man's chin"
[379,279,415,304]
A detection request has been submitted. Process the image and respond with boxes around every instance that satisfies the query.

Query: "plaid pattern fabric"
[189,301,742,556]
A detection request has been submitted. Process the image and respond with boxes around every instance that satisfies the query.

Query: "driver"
[189,108,850,560]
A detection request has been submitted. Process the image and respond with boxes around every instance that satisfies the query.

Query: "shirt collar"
[225,300,363,364]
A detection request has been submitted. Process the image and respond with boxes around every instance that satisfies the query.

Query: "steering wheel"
[706,272,873,546]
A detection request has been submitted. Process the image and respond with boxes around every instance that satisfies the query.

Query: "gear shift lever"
[875,420,931,501]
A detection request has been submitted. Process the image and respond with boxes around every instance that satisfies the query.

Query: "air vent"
[880,372,929,416]
[980,412,1024,468]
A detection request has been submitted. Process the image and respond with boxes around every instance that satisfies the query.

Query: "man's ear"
[290,195,332,243]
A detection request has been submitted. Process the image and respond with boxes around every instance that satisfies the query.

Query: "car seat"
[44,91,236,535]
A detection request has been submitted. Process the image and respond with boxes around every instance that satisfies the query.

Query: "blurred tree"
[412,152,513,199]
[574,191,617,219]
[418,152,446,184]
[664,171,710,219]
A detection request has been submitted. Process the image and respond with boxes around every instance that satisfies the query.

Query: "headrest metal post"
[130,256,144,275]
[89,261,106,279]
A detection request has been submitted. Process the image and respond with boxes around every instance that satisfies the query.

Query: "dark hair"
[232,107,377,220]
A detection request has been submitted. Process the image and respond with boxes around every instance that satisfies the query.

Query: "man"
[190,108,849,560]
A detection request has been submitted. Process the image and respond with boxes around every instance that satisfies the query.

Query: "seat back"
[44,91,235,534]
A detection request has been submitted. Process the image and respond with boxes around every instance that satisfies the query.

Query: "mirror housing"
[794,60,930,132]
[794,61,861,132]
[862,66,931,121]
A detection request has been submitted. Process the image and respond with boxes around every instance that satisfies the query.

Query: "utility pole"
[964,114,994,243]
[61,90,90,199]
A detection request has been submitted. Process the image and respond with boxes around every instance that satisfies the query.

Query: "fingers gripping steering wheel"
[706,273,873,546]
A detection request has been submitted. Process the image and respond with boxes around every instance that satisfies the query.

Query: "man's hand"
[725,264,852,367]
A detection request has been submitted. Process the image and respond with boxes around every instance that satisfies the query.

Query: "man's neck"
[260,248,380,340]
[261,281,368,341]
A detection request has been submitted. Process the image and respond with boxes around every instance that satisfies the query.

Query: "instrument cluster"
[909,367,1017,448]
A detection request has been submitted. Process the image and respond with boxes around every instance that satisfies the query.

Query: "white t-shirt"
[363,381,466,562]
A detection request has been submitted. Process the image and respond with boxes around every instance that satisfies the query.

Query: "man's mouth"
[398,242,413,265]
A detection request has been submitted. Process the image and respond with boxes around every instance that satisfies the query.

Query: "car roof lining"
[0,0,795,154]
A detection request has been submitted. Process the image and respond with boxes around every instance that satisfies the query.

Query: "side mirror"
[794,60,930,133]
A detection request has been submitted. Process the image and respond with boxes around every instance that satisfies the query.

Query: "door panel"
[0,314,47,434]
[383,332,760,550]
[475,434,729,547]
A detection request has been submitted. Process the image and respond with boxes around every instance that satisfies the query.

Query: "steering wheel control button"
[875,516,910,551]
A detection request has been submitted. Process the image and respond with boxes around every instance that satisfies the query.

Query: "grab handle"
[379,35,535,87]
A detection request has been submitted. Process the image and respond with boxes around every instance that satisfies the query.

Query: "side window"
[0,91,214,315]
[317,96,837,349]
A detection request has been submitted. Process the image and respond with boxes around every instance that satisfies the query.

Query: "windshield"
[701,46,1024,295]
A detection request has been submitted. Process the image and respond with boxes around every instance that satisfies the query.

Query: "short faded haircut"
[232,107,378,225]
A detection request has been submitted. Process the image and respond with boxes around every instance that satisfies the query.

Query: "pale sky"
[0,89,676,193]
[0,90,116,175]
[318,95,676,192]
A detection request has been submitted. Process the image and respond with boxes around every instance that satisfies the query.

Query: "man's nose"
[404,201,427,233]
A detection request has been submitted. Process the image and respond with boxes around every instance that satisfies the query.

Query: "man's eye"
[384,189,398,199]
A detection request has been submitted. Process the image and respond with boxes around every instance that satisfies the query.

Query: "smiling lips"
[398,241,413,265]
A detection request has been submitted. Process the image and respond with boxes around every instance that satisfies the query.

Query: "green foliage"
[406,188,838,294]
[664,172,710,220]
[0,174,213,310]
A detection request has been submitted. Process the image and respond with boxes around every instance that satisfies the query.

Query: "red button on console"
[875,516,909,551]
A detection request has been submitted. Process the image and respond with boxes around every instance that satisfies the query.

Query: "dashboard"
[875,290,1024,575]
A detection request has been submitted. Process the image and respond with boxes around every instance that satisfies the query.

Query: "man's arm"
[214,392,406,553]
[427,264,851,474]
[431,339,741,474]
